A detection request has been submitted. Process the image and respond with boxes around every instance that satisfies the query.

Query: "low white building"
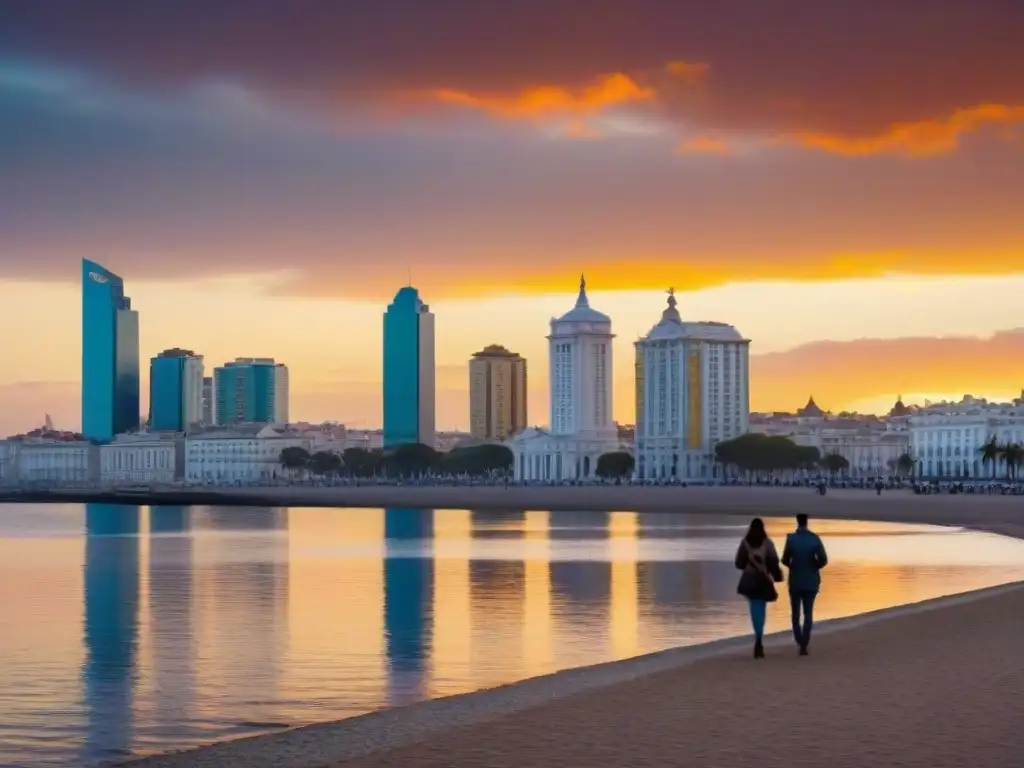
[185,424,314,484]
[0,440,17,484]
[507,276,621,481]
[16,440,100,484]
[100,432,184,485]
[909,396,1024,478]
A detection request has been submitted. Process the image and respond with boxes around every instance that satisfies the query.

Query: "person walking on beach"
[781,513,829,656]
[735,518,783,659]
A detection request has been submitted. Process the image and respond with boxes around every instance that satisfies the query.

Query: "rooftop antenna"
[407,266,412,287]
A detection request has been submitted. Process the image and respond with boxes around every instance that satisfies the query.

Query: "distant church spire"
[576,273,589,307]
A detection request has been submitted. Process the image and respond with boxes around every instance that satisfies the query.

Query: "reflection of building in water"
[548,511,613,601]
[469,510,526,685]
[547,512,614,666]
[521,511,553,672]
[384,508,434,706]
[82,503,140,763]
[635,513,714,608]
[148,506,195,727]
[191,506,289,720]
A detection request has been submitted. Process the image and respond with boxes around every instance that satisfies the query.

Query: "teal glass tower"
[213,358,289,425]
[149,348,204,432]
[383,287,435,449]
[81,259,140,442]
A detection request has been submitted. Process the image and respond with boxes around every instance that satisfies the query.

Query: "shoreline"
[6,484,1024,540]
[109,491,1024,768]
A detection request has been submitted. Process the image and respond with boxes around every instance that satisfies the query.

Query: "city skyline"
[4,4,1024,434]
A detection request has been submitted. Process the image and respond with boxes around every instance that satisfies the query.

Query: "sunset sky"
[2,1,1024,434]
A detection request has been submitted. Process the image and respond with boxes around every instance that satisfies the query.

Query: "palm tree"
[999,442,1023,481]
[896,452,915,478]
[980,436,1001,479]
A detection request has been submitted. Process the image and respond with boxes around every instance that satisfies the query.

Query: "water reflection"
[0,505,1022,767]
[82,503,140,763]
[383,508,434,705]
[148,507,194,740]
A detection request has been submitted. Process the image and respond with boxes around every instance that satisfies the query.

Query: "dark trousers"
[789,590,817,648]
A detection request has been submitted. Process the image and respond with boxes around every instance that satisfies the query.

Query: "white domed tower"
[547,274,616,440]
[507,274,621,482]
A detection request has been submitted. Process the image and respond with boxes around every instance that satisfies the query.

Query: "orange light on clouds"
[785,103,1024,157]
[428,72,654,120]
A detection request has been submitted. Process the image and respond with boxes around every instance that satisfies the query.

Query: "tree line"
[713,433,915,477]
[276,443,640,481]
[277,443,516,479]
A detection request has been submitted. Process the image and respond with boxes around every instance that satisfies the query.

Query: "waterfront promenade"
[120,491,1024,768]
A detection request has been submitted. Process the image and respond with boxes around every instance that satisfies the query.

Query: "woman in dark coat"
[735,517,784,658]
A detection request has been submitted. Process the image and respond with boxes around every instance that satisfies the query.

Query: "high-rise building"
[213,358,289,426]
[81,259,140,441]
[507,275,620,481]
[149,348,204,432]
[201,376,214,426]
[383,286,435,449]
[469,345,527,440]
[634,289,750,481]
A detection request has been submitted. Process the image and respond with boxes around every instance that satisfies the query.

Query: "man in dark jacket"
[781,513,828,655]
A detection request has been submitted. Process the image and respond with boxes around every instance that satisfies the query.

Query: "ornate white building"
[507,276,621,481]
[908,395,1024,478]
[15,440,100,484]
[100,432,184,485]
[185,424,315,484]
[634,290,750,481]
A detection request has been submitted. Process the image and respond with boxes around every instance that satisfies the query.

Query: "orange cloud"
[676,136,732,155]
[785,103,1024,157]
[428,73,654,120]
[750,329,1024,412]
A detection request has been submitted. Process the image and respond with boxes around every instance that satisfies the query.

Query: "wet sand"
[118,492,1024,768]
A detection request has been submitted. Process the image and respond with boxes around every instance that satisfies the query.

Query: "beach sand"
[119,491,1024,768]
[327,584,1024,768]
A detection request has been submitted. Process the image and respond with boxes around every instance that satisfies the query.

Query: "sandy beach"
[116,490,1024,768]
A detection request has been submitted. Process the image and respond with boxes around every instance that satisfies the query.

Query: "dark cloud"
[1,2,1023,297]
[2,1,1023,135]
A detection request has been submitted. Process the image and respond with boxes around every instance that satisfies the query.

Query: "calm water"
[2,505,1024,767]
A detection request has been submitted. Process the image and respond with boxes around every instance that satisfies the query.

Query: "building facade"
[634,290,750,481]
[469,344,528,441]
[909,396,1024,478]
[184,424,314,484]
[201,376,215,426]
[383,286,436,449]
[507,276,621,481]
[16,441,100,484]
[81,259,140,441]
[100,432,184,484]
[213,358,289,425]
[149,348,204,432]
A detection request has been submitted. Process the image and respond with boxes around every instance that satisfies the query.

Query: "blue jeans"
[747,598,767,640]
[790,590,817,648]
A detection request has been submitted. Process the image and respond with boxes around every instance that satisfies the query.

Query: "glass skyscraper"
[149,348,204,432]
[81,259,140,442]
[383,286,435,448]
[212,358,289,425]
